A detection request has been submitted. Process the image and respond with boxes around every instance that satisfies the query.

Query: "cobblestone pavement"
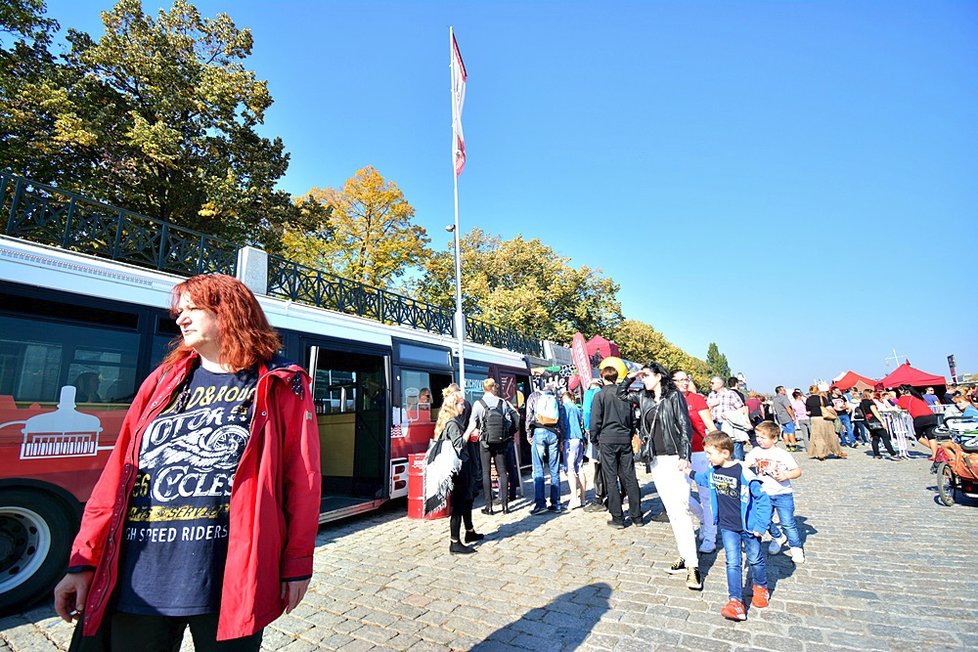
[3,445,977,652]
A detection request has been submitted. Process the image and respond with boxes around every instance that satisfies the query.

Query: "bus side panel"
[0,402,127,502]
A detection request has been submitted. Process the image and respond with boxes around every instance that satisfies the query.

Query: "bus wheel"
[0,489,73,613]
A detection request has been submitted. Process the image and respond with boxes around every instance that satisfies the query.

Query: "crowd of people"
[434,364,976,621]
[432,364,819,620]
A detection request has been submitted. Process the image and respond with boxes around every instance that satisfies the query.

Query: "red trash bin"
[407,452,450,519]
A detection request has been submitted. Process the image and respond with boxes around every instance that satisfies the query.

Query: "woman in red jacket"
[54,274,321,650]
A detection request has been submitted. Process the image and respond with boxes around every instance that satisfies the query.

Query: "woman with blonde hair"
[437,387,483,554]
[804,385,848,461]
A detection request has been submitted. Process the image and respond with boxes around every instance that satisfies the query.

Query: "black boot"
[450,540,476,554]
[464,530,485,543]
[481,503,494,515]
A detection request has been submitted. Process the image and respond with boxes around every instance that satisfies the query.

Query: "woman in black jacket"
[436,388,484,554]
[619,361,702,591]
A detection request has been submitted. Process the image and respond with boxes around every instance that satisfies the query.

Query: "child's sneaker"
[750,585,769,608]
[788,546,805,564]
[721,598,747,621]
[768,535,785,555]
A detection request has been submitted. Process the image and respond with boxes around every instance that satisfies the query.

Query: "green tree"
[706,342,731,380]
[3,0,296,245]
[0,0,79,183]
[284,166,430,287]
[417,228,622,342]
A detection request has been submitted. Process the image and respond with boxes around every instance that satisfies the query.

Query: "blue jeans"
[767,493,802,548]
[853,420,870,444]
[838,414,855,446]
[531,428,560,508]
[733,441,745,461]
[721,529,767,602]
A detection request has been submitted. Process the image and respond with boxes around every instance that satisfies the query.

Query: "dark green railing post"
[111,209,125,260]
[196,233,206,275]
[62,196,77,248]
[157,222,168,271]
[6,176,24,234]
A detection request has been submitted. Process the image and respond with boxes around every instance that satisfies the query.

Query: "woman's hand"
[281,579,310,614]
[54,570,93,622]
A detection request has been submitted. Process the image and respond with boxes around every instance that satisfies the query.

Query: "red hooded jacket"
[69,352,321,640]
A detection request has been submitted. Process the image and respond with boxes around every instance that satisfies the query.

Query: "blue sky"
[45,1,978,392]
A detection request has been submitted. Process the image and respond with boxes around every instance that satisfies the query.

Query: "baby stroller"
[934,416,978,506]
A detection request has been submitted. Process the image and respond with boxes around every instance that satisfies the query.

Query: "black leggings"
[480,443,509,509]
[108,612,261,652]
[449,497,474,541]
[870,429,896,456]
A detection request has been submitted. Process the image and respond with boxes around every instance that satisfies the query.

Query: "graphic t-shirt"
[745,445,797,496]
[860,399,880,425]
[712,463,743,532]
[117,365,258,615]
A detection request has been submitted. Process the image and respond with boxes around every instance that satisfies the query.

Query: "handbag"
[422,435,461,516]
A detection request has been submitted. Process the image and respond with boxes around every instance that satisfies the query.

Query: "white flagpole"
[450,26,465,394]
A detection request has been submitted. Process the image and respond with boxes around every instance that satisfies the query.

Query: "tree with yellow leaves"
[417,228,621,342]
[612,319,711,390]
[285,166,430,287]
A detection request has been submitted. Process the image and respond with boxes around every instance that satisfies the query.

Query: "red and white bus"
[0,233,533,611]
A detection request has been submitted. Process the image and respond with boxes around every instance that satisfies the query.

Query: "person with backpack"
[525,380,565,515]
[465,378,518,515]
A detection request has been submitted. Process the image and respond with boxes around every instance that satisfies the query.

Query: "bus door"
[389,340,454,498]
[306,342,389,517]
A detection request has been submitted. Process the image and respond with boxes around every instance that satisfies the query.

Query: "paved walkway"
[3,445,977,651]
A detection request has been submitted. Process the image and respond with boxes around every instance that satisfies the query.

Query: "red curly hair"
[163,274,282,372]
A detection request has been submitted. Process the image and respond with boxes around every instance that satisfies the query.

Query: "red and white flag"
[450,28,467,176]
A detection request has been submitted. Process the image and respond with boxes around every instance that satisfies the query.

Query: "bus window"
[461,364,491,406]
[0,314,140,407]
[398,369,451,424]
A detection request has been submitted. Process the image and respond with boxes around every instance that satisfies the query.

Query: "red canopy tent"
[585,335,620,361]
[879,362,947,389]
[832,370,877,392]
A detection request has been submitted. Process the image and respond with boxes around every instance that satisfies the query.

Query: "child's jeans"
[720,529,767,602]
[767,493,803,549]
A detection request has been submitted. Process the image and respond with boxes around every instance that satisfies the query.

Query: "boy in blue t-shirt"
[692,431,773,621]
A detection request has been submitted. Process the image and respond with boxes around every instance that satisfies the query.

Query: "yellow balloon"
[598,356,628,380]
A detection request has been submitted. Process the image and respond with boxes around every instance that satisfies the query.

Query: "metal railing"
[0,172,238,276]
[267,255,455,335]
[0,171,542,356]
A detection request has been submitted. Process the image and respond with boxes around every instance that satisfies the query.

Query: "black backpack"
[478,398,510,445]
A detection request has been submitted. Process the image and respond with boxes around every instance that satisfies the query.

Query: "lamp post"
[445,223,465,392]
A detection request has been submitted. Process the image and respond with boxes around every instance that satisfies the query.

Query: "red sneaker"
[751,585,769,608]
[721,598,747,621]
